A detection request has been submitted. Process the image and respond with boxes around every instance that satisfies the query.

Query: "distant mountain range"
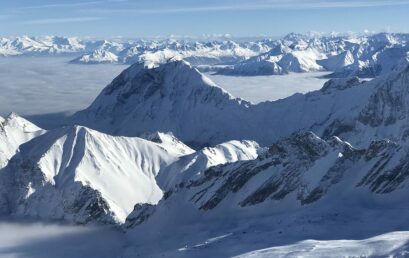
[1,33,408,78]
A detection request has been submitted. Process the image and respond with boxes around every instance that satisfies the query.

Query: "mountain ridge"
[73,60,409,149]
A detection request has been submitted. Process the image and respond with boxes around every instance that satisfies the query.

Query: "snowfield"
[235,232,409,258]
[0,220,408,258]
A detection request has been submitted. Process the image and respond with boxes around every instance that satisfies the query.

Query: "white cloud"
[84,0,409,14]
[8,0,114,10]
[23,17,102,25]
[0,221,124,258]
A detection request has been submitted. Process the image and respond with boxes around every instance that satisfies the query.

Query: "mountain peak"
[0,112,44,168]
[3,124,187,224]
[73,60,251,146]
[102,60,221,96]
[320,76,362,93]
[2,112,42,133]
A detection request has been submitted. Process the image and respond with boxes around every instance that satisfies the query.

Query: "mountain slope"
[159,132,409,211]
[0,126,187,223]
[73,60,409,148]
[0,113,44,168]
[73,60,256,147]
[157,140,262,191]
[123,132,409,257]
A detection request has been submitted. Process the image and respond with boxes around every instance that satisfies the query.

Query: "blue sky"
[1,0,409,38]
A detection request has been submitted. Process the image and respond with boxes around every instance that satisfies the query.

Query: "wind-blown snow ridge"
[157,140,262,191]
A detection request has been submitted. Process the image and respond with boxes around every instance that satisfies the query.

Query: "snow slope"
[235,231,409,258]
[0,113,44,168]
[156,140,262,191]
[0,126,188,223]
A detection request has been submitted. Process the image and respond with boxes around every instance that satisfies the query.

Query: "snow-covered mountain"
[216,44,325,76]
[0,36,85,56]
[0,114,262,224]
[123,131,409,257]
[0,125,196,223]
[0,113,44,169]
[70,49,119,64]
[72,60,255,147]
[215,33,409,77]
[109,55,409,256]
[157,140,262,191]
[1,33,408,79]
[127,131,409,221]
[72,58,409,150]
[0,35,268,67]
[317,50,355,71]
[149,131,409,213]
[74,39,261,67]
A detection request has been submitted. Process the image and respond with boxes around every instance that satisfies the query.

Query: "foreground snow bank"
[235,231,409,258]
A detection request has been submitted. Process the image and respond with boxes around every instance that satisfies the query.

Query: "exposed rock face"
[124,203,156,228]
[320,76,362,94]
[359,66,409,127]
[126,131,409,229]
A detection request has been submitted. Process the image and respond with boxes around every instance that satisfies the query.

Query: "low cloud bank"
[0,220,125,258]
